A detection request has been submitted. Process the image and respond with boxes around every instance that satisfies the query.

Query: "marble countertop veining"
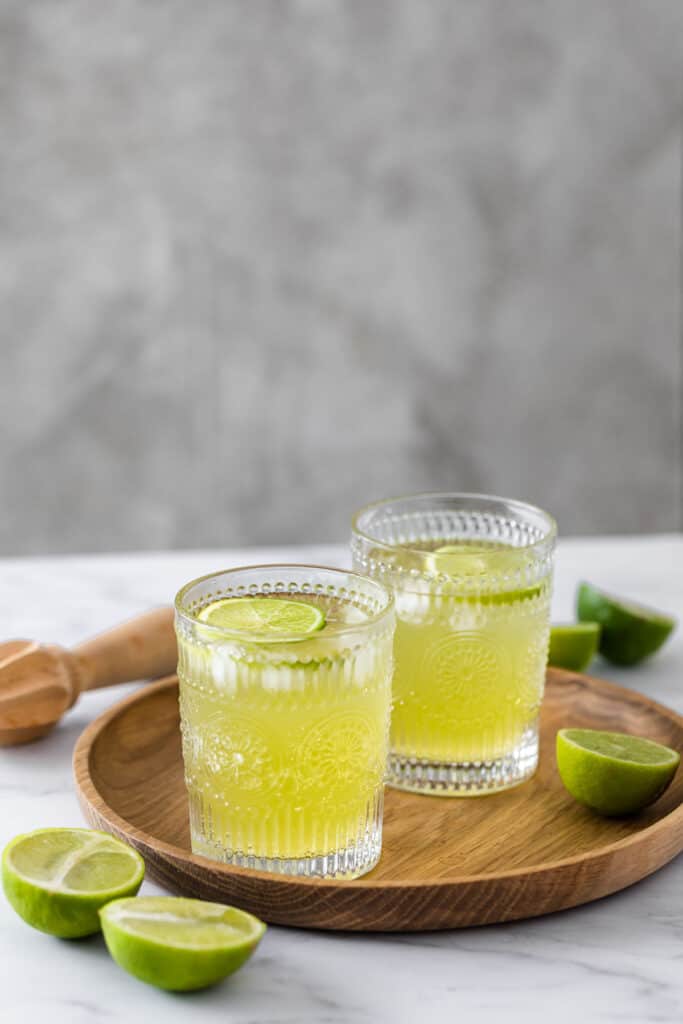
[1,537,682,1024]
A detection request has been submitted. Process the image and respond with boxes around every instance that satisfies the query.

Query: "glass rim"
[351,491,557,557]
[174,562,395,644]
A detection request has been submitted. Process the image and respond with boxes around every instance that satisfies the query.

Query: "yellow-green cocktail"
[175,566,394,878]
[352,494,556,795]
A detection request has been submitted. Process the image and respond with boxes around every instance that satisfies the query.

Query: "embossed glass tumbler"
[175,565,395,878]
[351,494,556,795]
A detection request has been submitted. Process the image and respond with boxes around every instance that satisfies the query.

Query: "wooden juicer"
[0,608,177,745]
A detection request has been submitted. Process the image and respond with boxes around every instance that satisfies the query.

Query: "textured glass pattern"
[175,566,394,878]
[352,494,556,795]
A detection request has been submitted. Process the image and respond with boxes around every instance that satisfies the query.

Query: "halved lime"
[557,728,680,816]
[100,896,266,991]
[2,828,144,937]
[548,623,600,672]
[577,582,676,666]
[198,596,325,639]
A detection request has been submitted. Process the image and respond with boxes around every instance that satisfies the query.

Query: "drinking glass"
[351,494,556,795]
[175,565,395,878]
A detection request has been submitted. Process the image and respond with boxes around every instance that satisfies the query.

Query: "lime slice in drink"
[548,623,600,672]
[428,545,541,603]
[428,544,489,575]
[557,728,680,816]
[100,896,266,991]
[2,828,144,937]
[198,596,325,639]
[576,582,676,666]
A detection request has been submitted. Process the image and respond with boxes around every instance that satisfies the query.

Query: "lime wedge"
[557,728,680,816]
[100,896,266,991]
[2,828,144,937]
[548,623,600,672]
[577,582,676,666]
[198,596,325,639]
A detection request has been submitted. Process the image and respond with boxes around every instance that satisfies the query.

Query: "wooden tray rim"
[73,670,683,892]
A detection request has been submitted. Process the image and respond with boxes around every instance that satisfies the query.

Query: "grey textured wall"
[1,0,681,555]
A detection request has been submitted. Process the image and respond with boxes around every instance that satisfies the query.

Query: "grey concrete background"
[1,0,681,555]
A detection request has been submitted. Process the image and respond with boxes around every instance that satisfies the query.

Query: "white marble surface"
[1,538,682,1023]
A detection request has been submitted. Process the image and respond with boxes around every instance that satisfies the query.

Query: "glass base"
[388,728,539,796]
[187,785,384,879]
[190,829,382,879]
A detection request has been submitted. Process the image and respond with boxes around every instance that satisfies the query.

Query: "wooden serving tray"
[73,670,683,931]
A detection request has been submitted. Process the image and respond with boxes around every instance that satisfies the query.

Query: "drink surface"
[384,539,551,763]
[176,592,392,867]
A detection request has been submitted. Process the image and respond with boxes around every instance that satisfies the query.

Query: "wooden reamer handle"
[73,607,177,692]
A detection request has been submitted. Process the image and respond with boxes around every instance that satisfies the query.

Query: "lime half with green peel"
[100,896,266,991]
[557,728,680,816]
[2,828,144,937]
[548,623,600,672]
[198,596,325,639]
[577,582,676,666]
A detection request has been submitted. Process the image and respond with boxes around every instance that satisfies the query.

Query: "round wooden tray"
[73,670,683,931]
